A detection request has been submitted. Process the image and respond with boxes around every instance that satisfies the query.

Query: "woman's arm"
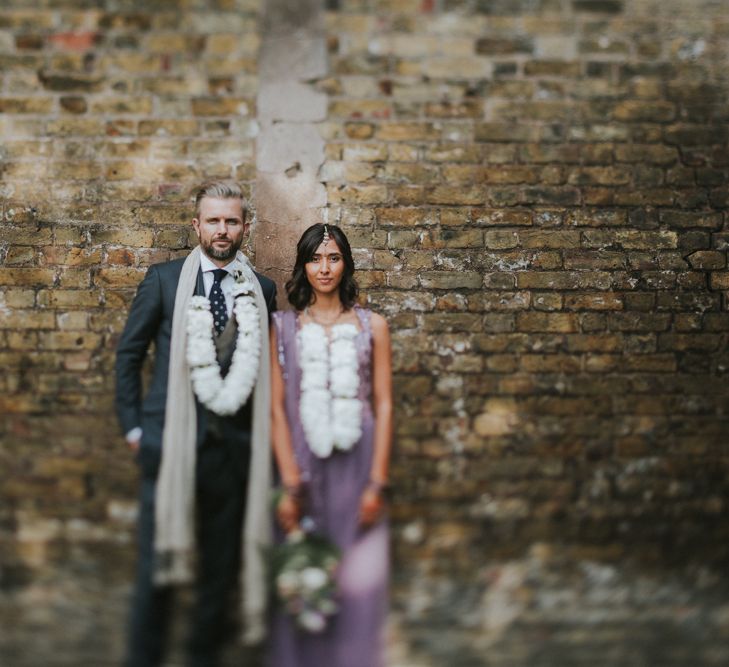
[359,311,393,526]
[270,323,302,532]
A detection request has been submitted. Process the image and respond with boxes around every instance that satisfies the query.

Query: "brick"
[420,272,482,289]
[90,97,154,115]
[0,310,55,329]
[424,100,483,119]
[565,292,624,310]
[516,313,579,332]
[0,268,56,286]
[519,230,580,249]
[608,313,671,332]
[341,143,388,162]
[422,230,484,249]
[475,123,536,142]
[425,186,487,206]
[613,101,675,122]
[38,72,103,93]
[524,61,581,77]
[686,251,725,270]
[659,211,723,230]
[192,97,252,116]
[484,231,518,250]
[516,272,611,290]
[94,268,146,287]
[472,209,532,227]
[36,290,100,308]
[475,36,533,55]
[531,293,563,311]
[519,187,581,206]
[563,251,625,270]
[442,165,540,184]
[344,122,375,140]
[375,208,435,227]
[566,210,627,227]
[38,331,102,351]
[327,184,389,205]
[0,97,54,114]
[568,167,630,186]
[615,144,678,165]
[375,123,440,141]
[425,144,481,164]
[138,120,199,136]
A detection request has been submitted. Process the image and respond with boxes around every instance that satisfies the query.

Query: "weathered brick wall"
[2,0,729,664]
[318,0,729,663]
[0,1,261,663]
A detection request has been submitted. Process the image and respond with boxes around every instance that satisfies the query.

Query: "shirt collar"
[200,252,237,275]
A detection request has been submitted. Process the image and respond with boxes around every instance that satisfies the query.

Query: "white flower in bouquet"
[276,570,300,598]
[299,609,327,633]
[300,567,328,592]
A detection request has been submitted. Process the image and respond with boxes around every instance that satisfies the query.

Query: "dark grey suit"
[115,256,276,667]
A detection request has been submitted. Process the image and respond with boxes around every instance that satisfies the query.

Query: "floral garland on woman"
[186,264,261,416]
[298,322,362,458]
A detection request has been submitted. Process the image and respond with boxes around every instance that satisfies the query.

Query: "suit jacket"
[115,255,277,476]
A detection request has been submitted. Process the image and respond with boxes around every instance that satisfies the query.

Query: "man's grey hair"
[193,181,248,219]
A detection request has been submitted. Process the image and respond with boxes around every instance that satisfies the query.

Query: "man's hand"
[125,427,142,453]
[358,487,386,528]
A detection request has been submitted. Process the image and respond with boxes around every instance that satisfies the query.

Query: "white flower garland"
[186,264,261,416]
[298,322,361,458]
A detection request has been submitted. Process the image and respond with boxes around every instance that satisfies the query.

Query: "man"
[115,182,276,667]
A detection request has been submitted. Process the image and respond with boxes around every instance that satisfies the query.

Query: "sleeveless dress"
[268,306,388,667]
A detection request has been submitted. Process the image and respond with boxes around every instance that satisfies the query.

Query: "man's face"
[192,196,247,264]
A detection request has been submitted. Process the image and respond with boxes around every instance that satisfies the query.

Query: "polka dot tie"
[209,268,228,335]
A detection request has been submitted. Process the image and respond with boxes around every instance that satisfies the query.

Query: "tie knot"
[212,268,227,284]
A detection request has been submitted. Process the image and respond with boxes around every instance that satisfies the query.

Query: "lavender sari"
[269,307,388,667]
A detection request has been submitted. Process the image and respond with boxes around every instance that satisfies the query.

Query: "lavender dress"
[269,307,388,667]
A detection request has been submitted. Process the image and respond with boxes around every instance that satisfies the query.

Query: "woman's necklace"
[304,304,344,328]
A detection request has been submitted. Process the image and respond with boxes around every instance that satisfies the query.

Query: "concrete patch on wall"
[254,0,328,294]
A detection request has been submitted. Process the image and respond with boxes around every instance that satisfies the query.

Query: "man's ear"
[192,218,201,237]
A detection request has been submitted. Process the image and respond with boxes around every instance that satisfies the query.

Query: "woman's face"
[305,238,345,297]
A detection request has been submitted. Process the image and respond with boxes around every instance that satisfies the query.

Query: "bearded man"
[115,181,277,667]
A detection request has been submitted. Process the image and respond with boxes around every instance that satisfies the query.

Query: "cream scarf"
[154,245,272,644]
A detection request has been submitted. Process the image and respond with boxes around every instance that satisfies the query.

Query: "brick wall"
[319,0,729,662]
[1,0,728,664]
[0,1,262,664]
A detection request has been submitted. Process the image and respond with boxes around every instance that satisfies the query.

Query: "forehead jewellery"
[322,224,330,245]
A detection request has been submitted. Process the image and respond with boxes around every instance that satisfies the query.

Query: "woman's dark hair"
[286,223,359,310]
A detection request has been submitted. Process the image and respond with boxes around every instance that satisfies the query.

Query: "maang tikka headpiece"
[322,224,330,245]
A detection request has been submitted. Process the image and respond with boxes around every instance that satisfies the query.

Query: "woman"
[268,223,393,667]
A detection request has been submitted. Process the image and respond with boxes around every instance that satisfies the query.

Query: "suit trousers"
[125,432,250,667]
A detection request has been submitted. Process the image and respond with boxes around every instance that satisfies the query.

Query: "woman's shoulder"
[355,306,388,335]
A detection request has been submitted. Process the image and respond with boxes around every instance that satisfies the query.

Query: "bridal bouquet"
[269,525,340,633]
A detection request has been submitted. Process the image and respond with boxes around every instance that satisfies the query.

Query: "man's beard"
[202,236,243,261]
